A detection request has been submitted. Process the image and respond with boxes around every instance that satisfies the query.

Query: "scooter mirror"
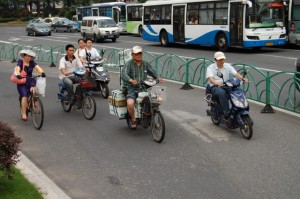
[217,71,223,78]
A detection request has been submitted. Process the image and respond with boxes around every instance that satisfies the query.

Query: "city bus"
[76,2,127,33]
[126,3,143,36]
[285,0,300,45]
[142,0,287,51]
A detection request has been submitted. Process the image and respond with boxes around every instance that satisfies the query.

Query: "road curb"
[16,152,71,199]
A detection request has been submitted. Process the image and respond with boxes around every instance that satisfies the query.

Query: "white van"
[81,16,120,42]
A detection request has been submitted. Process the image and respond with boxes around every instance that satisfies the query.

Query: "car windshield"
[35,23,48,28]
[246,1,285,28]
[97,19,117,28]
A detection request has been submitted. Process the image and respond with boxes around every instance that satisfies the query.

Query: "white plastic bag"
[36,77,46,97]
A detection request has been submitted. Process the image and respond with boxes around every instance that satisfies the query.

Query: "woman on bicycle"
[14,49,46,121]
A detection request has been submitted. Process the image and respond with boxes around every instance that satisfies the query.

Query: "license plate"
[97,67,104,72]
[108,35,113,38]
[266,42,273,46]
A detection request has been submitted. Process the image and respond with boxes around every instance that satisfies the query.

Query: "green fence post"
[49,47,56,67]
[261,71,275,113]
[181,58,193,90]
[11,45,17,63]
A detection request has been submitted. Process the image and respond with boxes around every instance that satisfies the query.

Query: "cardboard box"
[108,96,127,107]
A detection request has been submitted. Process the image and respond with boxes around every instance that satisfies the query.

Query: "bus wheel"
[138,25,143,37]
[160,31,169,47]
[216,33,228,51]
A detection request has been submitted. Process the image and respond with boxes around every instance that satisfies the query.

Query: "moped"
[204,71,253,139]
[125,78,166,143]
[84,58,110,99]
[57,68,97,120]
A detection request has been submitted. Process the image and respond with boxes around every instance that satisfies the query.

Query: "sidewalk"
[17,153,71,199]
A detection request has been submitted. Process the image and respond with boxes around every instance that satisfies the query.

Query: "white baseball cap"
[132,46,143,54]
[19,49,37,59]
[214,51,226,60]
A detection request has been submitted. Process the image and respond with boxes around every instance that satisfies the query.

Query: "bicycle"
[57,68,97,120]
[19,75,45,130]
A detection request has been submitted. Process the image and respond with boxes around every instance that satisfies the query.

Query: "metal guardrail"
[1,44,299,114]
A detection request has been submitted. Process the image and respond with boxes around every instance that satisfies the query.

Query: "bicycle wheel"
[151,110,165,143]
[82,95,96,120]
[61,88,72,112]
[31,97,44,130]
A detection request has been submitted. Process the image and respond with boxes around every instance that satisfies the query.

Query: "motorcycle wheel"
[151,110,165,143]
[61,88,72,112]
[100,83,109,99]
[240,115,253,140]
[82,95,97,120]
[211,109,220,125]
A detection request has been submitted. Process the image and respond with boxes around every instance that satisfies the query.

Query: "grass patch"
[0,167,44,199]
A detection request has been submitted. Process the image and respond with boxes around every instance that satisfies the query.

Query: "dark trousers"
[211,86,231,115]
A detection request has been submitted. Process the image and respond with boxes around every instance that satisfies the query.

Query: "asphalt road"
[0,27,299,199]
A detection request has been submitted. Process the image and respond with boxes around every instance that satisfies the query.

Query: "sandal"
[21,117,28,121]
[130,120,137,129]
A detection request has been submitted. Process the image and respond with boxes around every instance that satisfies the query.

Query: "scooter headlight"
[231,95,247,108]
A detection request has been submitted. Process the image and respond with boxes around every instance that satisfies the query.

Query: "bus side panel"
[185,25,226,45]
[142,25,174,42]
[127,21,141,34]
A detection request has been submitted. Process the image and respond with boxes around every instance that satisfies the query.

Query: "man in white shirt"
[206,51,247,119]
[59,44,85,101]
[79,38,105,64]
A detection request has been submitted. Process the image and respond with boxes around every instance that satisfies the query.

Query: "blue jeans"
[211,86,231,115]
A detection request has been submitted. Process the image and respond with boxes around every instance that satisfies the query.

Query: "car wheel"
[48,32,51,36]
[112,38,116,42]
[26,30,30,36]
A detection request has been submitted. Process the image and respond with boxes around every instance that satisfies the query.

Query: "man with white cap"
[14,49,46,121]
[121,46,164,128]
[206,51,247,119]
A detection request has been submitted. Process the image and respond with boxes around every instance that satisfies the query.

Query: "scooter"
[84,58,110,99]
[204,71,253,139]
[125,78,166,143]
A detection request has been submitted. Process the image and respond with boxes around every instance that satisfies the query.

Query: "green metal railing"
[1,44,299,114]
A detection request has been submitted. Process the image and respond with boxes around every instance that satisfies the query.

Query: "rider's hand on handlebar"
[101,57,107,62]
[157,77,164,83]
[130,79,138,85]
[216,82,224,87]
[41,73,46,77]
[16,75,22,79]
[242,77,248,82]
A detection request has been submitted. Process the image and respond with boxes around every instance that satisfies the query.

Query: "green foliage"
[0,121,22,181]
[0,18,18,23]
[0,167,43,199]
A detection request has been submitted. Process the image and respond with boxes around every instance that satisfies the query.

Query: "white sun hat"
[19,49,37,59]
[214,51,226,60]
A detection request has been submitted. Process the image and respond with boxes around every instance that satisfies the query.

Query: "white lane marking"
[255,54,298,60]
[0,40,13,44]
[164,110,231,142]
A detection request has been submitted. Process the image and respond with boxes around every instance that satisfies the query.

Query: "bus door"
[112,6,120,23]
[229,3,243,46]
[173,5,185,43]
[92,8,99,16]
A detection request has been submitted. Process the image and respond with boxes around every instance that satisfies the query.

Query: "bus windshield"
[246,1,284,28]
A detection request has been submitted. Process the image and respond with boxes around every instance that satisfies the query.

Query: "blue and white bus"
[76,2,127,32]
[142,0,287,51]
